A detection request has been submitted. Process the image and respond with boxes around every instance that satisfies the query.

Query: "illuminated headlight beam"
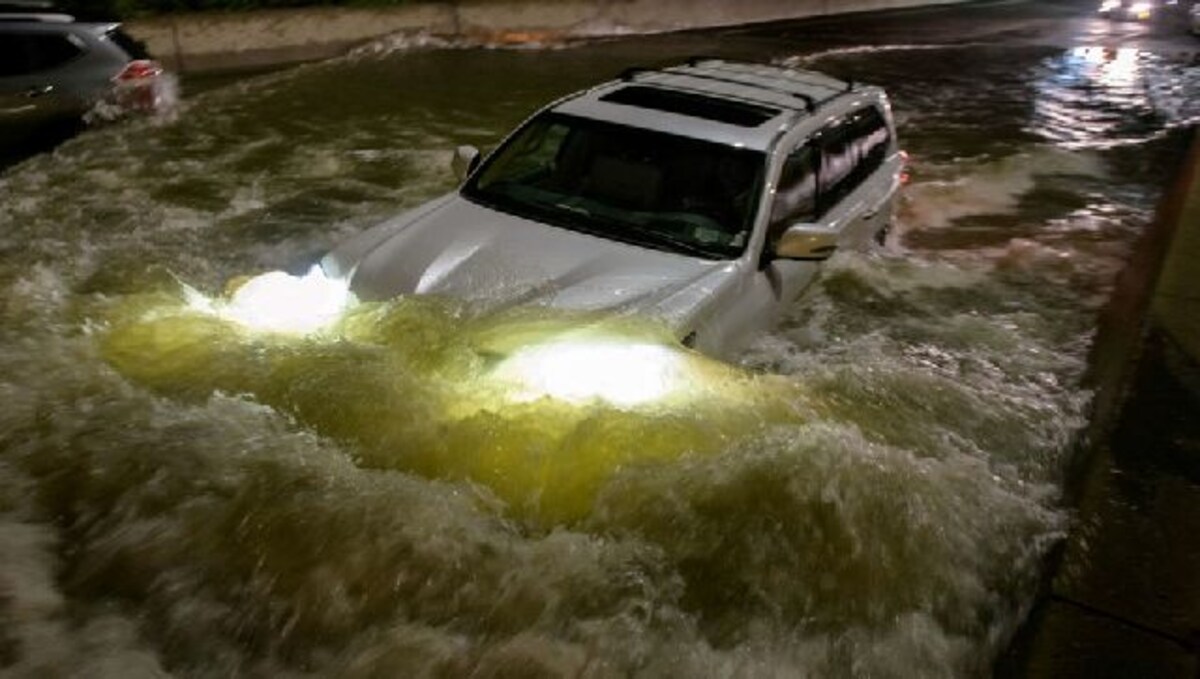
[212,265,356,335]
[493,341,689,407]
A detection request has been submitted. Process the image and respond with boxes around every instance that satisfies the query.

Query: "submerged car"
[321,58,905,358]
[0,1,166,156]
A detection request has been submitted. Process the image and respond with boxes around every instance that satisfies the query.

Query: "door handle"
[23,85,54,98]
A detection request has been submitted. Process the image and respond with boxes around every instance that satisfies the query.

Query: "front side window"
[768,142,818,234]
[464,113,765,260]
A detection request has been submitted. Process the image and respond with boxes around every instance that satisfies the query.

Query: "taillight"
[899,149,912,185]
[114,59,162,82]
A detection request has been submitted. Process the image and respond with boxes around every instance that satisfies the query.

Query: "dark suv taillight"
[114,59,162,82]
[112,59,163,112]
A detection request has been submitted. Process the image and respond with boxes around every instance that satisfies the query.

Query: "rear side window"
[768,104,893,227]
[850,107,891,184]
[0,33,84,75]
[27,33,84,71]
[816,123,857,214]
[0,36,28,76]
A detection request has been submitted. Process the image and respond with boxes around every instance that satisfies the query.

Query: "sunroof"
[599,86,779,128]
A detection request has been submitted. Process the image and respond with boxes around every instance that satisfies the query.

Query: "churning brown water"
[1,5,1197,677]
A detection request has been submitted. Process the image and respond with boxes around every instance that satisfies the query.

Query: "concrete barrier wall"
[126,0,970,73]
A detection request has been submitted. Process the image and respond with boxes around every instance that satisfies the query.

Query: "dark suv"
[1,1,166,159]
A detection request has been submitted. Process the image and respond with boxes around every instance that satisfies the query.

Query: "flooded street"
[1,1,1198,676]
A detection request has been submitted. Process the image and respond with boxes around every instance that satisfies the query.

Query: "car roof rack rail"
[617,59,817,111]
[0,0,57,8]
[664,66,816,110]
[615,57,860,113]
[0,11,73,21]
[686,55,857,95]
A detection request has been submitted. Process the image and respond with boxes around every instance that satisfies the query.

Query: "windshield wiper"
[629,227,722,259]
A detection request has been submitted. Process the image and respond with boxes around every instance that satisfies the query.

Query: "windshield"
[462,113,765,260]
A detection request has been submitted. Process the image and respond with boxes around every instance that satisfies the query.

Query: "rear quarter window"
[105,28,150,60]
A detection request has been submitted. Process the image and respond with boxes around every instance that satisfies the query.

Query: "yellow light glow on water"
[216,265,355,335]
[103,289,807,523]
[493,340,688,407]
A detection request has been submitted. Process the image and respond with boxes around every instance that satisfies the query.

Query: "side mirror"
[451,145,481,182]
[773,223,838,261]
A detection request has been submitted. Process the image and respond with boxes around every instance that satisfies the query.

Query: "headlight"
[492,339,690,407]
[213,264,356,334]
[1131,1,1152,14]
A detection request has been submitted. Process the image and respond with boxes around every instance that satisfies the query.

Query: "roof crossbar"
[661,67,816,111]
[0,11,72,20]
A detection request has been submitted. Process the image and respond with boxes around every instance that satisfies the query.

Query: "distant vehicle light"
[1099,0,1120,10]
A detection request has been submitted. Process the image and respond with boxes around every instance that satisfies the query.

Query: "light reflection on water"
[99,283,800,523]
[0,24,1195,679]
[1028,46,1200,149]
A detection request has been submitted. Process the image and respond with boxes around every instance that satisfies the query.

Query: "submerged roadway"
[0,0,1197,676]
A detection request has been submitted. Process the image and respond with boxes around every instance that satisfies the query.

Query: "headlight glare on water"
[493,339,689,407]
[216,265,355,335]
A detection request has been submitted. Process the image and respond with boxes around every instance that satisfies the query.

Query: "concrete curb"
[125,0,970,73]
[997,127,1200,679]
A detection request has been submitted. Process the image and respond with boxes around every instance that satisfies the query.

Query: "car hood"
[323,195,739,329]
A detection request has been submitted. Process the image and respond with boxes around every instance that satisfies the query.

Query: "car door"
[699,108,904,355]
[0,30,89,150]
[691,143,824,357]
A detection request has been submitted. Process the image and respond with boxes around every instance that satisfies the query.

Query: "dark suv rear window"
[600,85,780,127]
[105,27,149,59]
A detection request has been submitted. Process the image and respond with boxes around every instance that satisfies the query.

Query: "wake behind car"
[0,1,167,158]
[321,58,905,359]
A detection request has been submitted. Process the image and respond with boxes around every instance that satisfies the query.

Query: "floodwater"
[1,4,1197,677]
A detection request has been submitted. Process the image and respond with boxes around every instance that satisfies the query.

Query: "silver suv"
[0,2,165,157]
[322,58,905,358]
